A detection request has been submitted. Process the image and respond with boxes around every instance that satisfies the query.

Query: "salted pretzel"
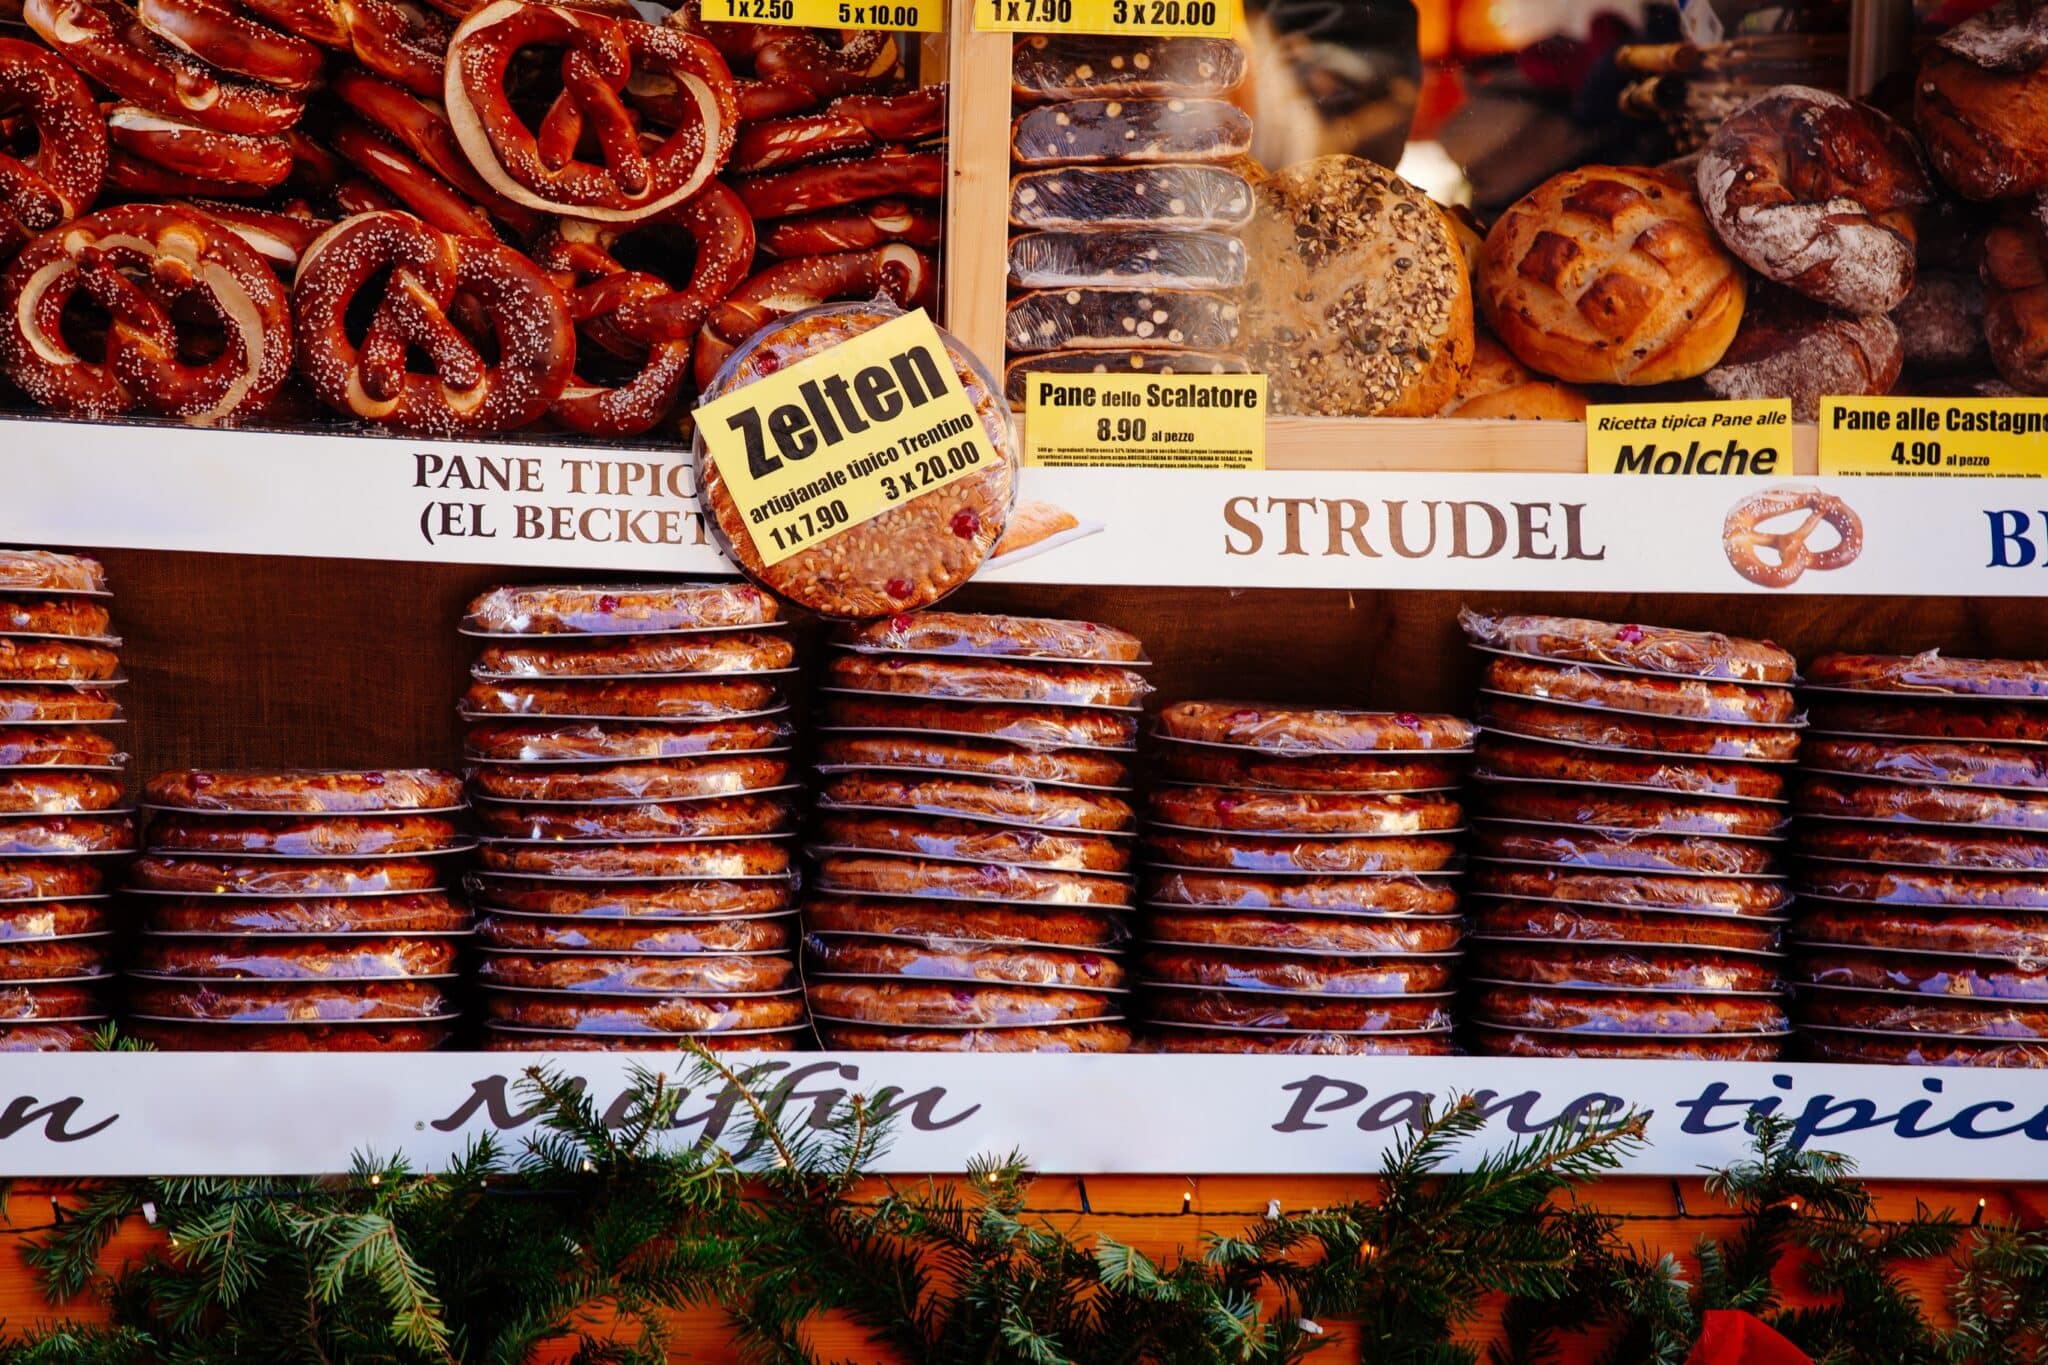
[25,0,304,135]
[293,209,574,434]
[332,68,541,239]
[1,203,292,422]
[1722,485,1863,588]
[106,147,265,196]
[734,145,943,220]
[534,179,754,435]
[693,242,935,389]
[0,39,106,256]
[331,121,502,241]
[105,105,293,189]
[761,198,941,256]
[444,0,737,221]
[185,199,331,273]
[135,0,322,89]
[731,86,945,174]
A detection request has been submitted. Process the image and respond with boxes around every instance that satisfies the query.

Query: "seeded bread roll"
[144,769,464,813]
[1480,165,1745,383]
[1798,863,2048,909]
[145,814,461,857]
[464,718,792,762]
[132,936,459,980]
[1696,87,1930,314]
[463,582,777,635]
[0,729,119,766]
[140,893,469,935]
[823,695,1138,749]
[1241,155,1474,417]
[1144,830,1458,874]
[1479,696,1803,762]
[808,979,1117,1025]
[816,1021,1133,1051]
[1010,35,1248,101]
[1009,165,1255,231]
[1144,992,1452,1031]
[804,895,1130,947]
[472,631,794,677]
[1469,982,1788,1034]
[471,877,794,917]
[0,771,124,814]
[1474,826,1777,876]
[819,773,1133,830]
[1144,869,1459,915]
[0,687,121,724]
[1473,736,1789,801]
[1148,786,1461,835]
[1154,746,1461,792]
[0,599,112,637]
[826,654,1150,708]
[1157,701,1474,753]
[475,795,796,840]
[816,734,1130,788]
[470,755,792,802]
[1471,900,1781,952]
[817,813,1129,872]
[1144,907,1462,954]
[1482,656,1797,724]
[0,639,119,680]
[1470,864,1790,914]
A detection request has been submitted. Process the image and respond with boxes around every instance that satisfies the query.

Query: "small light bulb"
[369,1173,382,1187]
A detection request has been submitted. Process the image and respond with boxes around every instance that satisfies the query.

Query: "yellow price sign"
[1025,372,1265,469]
[695,310,1002,568]
[975,0,1232,38]
[1585,399,1793,476]
[1820,397,2048,476]
[699,0,942,31]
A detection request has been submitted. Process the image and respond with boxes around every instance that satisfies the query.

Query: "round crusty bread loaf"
[1700,286,1902,420]
[1982,203,2048,392]
[1441,335,1589,420]
[1915,0,2048,200]
[1696,86,1929,315]
[1240,154,1474,416]
[1479,165,1746,384]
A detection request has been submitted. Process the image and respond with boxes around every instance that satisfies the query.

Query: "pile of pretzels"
[0,0,945,435]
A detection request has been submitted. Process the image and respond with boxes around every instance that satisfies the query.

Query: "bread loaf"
[1983,202,2048,392]
[1241,155,1474,416]
[1700,287,1902,420]
[1479,166,1745,384]
[1915,0,2048,199]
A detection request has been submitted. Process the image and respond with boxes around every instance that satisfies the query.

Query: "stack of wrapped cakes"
[1137,702,1473,1055]
[124,769,470,1051]
[460,583,806,1052]
[1793,652,2048,1067]
[1460,611,1800,1061]
[1003,35,1255,402]
[0,549,132,1051]
[805,611,1148,1051]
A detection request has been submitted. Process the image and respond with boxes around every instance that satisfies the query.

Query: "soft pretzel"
[293,209,573,434]
[1721,485,1863,588]
[534,179,754,435]
[760,198,941,256]
[105,147,267,197]
[181,200,329,274]
[0,38,106,256]
[445,0,737,221]
[692,242,935,389]
[331,120,502,241]
[25,0,304,135]
[733,145,943,220]
[2,203,292,423]
[135,0,322,88]
[332,68,540,239]
[731,86,945,173]
[105,105,293,189]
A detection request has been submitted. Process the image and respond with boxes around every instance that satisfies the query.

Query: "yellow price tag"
[699,0,942,31]
[1025,372,1265,469]
[1584,399,1793,476]
[696,310,1002,568]
[1820,397,2048,476]
[975,0,1232,38]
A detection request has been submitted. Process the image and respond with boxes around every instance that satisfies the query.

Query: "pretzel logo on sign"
[1721,485,1863,589]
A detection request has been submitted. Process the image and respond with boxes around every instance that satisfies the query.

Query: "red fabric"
[1686,1311,1812,1365]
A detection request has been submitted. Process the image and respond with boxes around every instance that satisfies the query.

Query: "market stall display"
[0,549,129,1051]
[122,767,470,1050]
[459,580,806,1051]
[1460,610,1798,1060]
[802,611,1147,1050]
